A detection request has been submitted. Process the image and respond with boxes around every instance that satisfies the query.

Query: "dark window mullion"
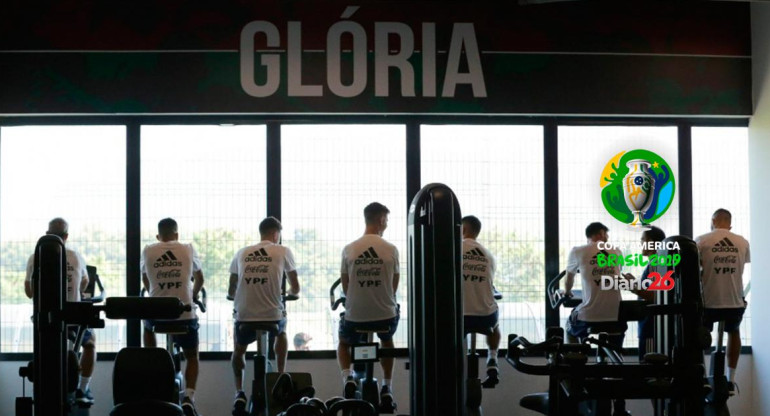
[267,122,281,220]
[406,121,421,209]
[544,120,560,328]
[678,124,693,238]
[126,122,141,347]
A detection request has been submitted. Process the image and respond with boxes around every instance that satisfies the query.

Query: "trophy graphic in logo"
[623,159,655,228]
[600,149,675,228]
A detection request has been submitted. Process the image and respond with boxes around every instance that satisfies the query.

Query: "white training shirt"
[462,238,498,316]
[695,229,750,309]
[140,241,202,321]
[567,242,623,322]
[230,241,297,321]
[341,234,400,322]
[25,247,88,302]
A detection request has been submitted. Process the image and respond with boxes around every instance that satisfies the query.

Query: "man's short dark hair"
[462,215,482,237]
[643,226,666,242]
[259,216,283,235]
[158,218,178,238]
[585,222,609,238]
[713,208,732,224]
[364,202,390,225]
[47,217,69,238]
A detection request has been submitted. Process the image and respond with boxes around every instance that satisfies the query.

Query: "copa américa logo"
[600,149,675,228]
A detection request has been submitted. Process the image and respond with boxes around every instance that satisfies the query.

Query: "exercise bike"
[465,289,503,411]
[229,275,312,416]
[329,278,397,414]
[16,265,106,416]
[142,286,207,406]
[704,320,732,416]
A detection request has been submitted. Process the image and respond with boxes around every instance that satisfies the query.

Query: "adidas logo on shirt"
[463,248,488,263]
[153,250,182,267]
[355,247,384,265]
[712,238,739,253]
[245,247,272,262]
[589,250,609,266]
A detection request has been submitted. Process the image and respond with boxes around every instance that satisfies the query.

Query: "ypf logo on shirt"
[599,149,675,228]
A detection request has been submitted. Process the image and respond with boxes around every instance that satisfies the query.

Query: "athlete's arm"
[228,273,238,299]
[24,256,33,298]
[564,272,576,297]
[24,280,33,299]
[142,273,150,293]
[392,273,400,294]
[341,273,349,295]
[287,270,300,295]
[564,247,579,297]
[192,269,204,300]
[80,267,89,294]
[623,273,655,301]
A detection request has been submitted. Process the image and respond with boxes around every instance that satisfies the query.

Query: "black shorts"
[234,318,287,346]
[464,311,499,335]
[339,315,399,344]
[144,319,199,350]
[566,309,627,347]
[703,308,745,333]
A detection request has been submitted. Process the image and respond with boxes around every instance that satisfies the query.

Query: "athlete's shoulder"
[727,231,749,246]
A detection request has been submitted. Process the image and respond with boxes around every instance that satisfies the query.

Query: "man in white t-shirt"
[141,218,204,416]
[695,208,750,393]
[564,222,625,341]
[564,222,628,415]
[338,202,400,410]
[24,218,96,404]
[228,217,300,416]
[461,215,501,384]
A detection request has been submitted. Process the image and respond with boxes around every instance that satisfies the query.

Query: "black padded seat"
[111,347,182,416]
[520,393,549,415]
[353,324,391,334]
[327,399,377,416]
[587,321,628,335]
[465,326,495,336]
[239,322,280,334]
[282,403,325,416]
[150,322,191,334]
[110,401,183,416]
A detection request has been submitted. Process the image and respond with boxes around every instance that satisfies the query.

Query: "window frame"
[0,115,751,360]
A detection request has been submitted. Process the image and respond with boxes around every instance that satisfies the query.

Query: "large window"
[141,125,267,352]
[0,122,753,355]
[421,125,546,341]
[281,125,407,350]
[558,126,680,348]
[692,127,751,345]
[0,126,126,352]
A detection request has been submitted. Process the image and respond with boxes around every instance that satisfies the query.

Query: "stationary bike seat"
[151,323,191,335]
[239,322,280,334]
[465,326,495,336]
[353,324,391,334]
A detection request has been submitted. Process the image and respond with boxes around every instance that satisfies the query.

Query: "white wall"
[0,354,755,416]
[751,4,770,416]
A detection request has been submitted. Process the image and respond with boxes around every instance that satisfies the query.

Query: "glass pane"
[692,127,751,345]
[281,125,406,350]
[558,126,680,348]
[141,125,266,352]
[421,125,546,342]
[1,126,126,352]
